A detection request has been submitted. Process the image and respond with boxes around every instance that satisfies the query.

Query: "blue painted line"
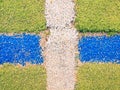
[78,35,120,63]
[0,34,43,66]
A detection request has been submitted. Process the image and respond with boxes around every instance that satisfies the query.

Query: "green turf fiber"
[75,0,120,33]
[0,64,46,90]
[75,63,120,90]
[0,0,46,33]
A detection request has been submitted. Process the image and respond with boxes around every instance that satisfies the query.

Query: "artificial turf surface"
[75,0,120,33]
[0,0,46,33]
[75,63,120,90]
[0,64,46,90]
[0,63,119,90]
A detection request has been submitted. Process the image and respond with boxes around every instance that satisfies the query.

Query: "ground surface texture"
[45,0,78,90]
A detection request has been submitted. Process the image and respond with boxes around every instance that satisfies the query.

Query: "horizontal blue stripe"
[0,34,43,65]
[78,35,120,63]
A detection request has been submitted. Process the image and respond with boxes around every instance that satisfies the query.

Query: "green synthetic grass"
[0,0,46,33]
[0,64,46,90]
[75,63,120,90]
[75,0,120,33]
